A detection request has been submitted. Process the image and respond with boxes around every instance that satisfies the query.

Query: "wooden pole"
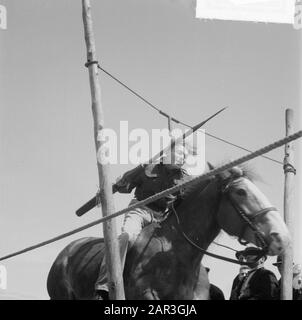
[82,0,125,300]
[296,5,302,282]
[281,108,295,300]
[167,116,176,165]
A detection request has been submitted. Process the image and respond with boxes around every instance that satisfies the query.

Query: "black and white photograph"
[0,0,301,304]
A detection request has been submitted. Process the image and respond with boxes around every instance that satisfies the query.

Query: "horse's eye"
[236,189,247,197]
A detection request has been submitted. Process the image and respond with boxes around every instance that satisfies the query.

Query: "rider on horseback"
[94,139,195,300]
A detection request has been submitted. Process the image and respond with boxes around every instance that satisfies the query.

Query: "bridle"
[171,176,277,266]
[221,179,277,250]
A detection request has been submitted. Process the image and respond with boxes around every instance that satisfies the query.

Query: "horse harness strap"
[223,190,277,249]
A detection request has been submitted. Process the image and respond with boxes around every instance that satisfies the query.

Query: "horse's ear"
[230,167,243,178]
[207,162,215,171]
[207,161,229,181]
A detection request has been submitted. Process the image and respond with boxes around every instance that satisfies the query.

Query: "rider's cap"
[235,247,266,260]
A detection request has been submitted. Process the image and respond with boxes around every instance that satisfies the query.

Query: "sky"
[0,0,301,299]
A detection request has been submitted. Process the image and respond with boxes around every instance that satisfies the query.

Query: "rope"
[0,130,301,262]
[96,65,283,165]
[283,163,297,175]
[97,65,180,124]
[204,132,283,165]
[85,60,98,68]
[212,241,238,252]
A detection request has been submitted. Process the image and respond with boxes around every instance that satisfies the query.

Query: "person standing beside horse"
[230,247,279,300]
[205,267,225,300]
[94,140,196,300]
[273,255,302,300]
[229,263,251,300]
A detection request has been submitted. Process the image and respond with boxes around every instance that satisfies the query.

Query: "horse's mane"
[229,162,260,183]
[181,162,260,201]
[180,175,212,201]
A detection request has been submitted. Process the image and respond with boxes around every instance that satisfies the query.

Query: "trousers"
[95,198,157,291]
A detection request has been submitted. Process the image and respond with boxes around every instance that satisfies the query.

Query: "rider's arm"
[113,164,145,194]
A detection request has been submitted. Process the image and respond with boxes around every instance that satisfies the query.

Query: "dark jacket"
[293,288,302,300]
[230,274,243,300]
[113,163,189,213]
[209,284,225,300]
[230,268,279,300]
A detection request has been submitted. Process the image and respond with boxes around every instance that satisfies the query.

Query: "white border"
[196,0,296,24]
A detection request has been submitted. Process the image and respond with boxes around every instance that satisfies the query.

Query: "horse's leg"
[126,275,160,300]
[142,288,160,300]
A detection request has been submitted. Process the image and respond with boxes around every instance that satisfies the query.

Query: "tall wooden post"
[82,0,125,300]
[282,108,295,300]
[296,0,302,282]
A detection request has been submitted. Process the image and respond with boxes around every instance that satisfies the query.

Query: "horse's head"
[209,163,290,256]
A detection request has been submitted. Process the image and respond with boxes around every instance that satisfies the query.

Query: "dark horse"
[47,165,290,299]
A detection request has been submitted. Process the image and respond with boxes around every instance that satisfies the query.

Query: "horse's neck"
[172,179,221,260]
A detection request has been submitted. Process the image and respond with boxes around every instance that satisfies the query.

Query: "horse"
[47,164,290,300]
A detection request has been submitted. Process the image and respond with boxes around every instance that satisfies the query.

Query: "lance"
[76,107,227,217]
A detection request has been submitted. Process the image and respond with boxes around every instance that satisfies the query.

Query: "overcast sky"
[0,0,301,299]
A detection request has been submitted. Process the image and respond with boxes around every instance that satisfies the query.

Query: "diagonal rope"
[168,118,283,165]
[0,130,301,262]
[98,65,283,165]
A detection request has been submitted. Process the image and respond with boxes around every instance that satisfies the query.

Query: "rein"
[170,177,273,266]
[171,203,246,265]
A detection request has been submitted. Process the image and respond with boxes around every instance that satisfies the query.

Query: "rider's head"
[238,265,251,280]
[162,139,196,167]
[236,247,267,270]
